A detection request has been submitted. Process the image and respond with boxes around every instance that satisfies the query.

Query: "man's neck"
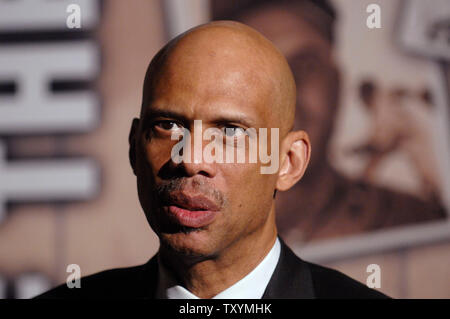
[158,218,278,298]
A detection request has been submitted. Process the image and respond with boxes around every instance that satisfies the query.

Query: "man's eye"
[154,121,182,131]
[223,126,246,137]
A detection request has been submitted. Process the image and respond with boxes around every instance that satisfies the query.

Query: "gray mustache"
[155,177,226,208]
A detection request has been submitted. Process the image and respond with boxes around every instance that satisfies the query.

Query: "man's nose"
[173,125,218,178]
[178,159,217,178]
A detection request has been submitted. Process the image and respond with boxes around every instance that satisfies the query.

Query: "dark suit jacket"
[36,238,388,299]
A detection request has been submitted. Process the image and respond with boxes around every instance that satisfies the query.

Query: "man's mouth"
[163,191,220,228]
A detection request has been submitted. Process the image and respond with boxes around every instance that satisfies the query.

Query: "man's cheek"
[145,142,172,169]
[231,167,265,198]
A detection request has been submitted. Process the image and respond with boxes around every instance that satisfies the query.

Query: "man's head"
[129,21,310,260]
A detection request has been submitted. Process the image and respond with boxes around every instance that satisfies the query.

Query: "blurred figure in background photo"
[213,0,446,243]
[354,80,441,201]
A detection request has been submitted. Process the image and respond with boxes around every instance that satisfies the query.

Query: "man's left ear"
[276,130,311,191]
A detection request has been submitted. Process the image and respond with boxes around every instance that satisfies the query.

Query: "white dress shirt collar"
[156,237,281,299]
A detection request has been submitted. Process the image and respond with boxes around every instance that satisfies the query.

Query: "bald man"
[37,21,387,299]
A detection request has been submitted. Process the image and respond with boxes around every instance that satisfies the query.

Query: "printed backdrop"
[0,0,449,298]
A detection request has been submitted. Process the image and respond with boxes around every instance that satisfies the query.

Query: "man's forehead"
[154,58,273,101]
[145,59,277,125]
[142,80,272,128]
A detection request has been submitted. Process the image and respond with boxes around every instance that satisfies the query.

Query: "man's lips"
[165,191,221,211]
[163,191,220,228]
[167,206,218,228]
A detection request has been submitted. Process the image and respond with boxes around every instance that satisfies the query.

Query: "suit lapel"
[141,254,159,298]
[262,237,315,299]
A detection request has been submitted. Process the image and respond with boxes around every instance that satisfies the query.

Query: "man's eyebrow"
[141,108,258,128]
[141,109,188,127]
[210,114,257,128]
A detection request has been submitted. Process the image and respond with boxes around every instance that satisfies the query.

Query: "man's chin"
[159,229,218,259]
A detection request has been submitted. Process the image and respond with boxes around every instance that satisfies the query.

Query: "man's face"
[132,37,280,258]
[242,6,339,169]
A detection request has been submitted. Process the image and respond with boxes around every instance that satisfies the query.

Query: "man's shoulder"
[35,259,157,299]
[273,239,389,299]
[305,260,388,299]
